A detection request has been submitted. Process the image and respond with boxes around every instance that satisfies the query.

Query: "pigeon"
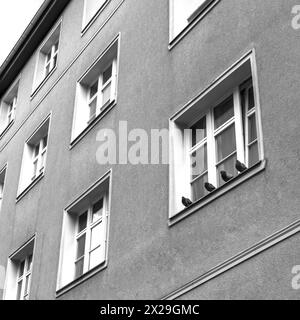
[235,160,248,173]
[204,182,216,192]
[220,170,233,182]
[182,197,193,208]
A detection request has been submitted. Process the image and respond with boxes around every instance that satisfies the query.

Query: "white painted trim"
[56,169,112,295]
[162,218,300,300]
[31,17,63,96]
[3,234,36,300]
[168,0,221,50]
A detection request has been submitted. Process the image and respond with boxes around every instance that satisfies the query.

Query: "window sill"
[70,99,116,149]
[81,0,111,37]
[16,172,44,203]
[56,261,107,298]
[168,0,220,51]
[169,159,267,227]
[30,67,57,100]
[0,120,14,140]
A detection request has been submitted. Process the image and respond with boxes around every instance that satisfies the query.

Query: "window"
[0,166,7,212]
[83,0,109,30]
[72,37,119,142]
[57,172,111,292]
[32,22,61,92]
[18,116,50,197]
[169,52,264,220]
[0,80,19,135]
[170,0,217,41]
[3,237,35,300]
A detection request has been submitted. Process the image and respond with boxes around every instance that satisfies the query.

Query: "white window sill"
[169,159,267,227]
[16,172,44,203]
[168,0,220,51]
[56,261,107,298]
[70,99,116,149]
[31,67,57,100]
[81,0,111,37]
[0,120,14,140]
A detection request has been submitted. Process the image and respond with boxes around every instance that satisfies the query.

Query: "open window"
[18,116,50,198]
[57,172,111,293]
[32,22,61,93]
[0,79,19,135]
[169,0,217,42]
[3,237,35,300]
[71,37,119,143]
[169,52,264,220]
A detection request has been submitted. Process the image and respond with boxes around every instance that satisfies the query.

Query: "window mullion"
[207,110,217,186]
[233,87,245,164]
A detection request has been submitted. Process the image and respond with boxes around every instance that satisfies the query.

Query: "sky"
[0,0,45,66]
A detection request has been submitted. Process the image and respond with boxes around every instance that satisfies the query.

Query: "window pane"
[76,234,86,259]
[42,136,48,148]
[27,255,33,272]
[32,159,38,179]
[88,98,97,121]
[191,116,206,147]
[75,258,84,279]
[191,173,208,201]
[191,144,207,179]
[24,275,31,296]
[248,86,255,110]
[53,55,58,69]
[54,41,59,53]
[17,281,22,300]
[214,96,234,129]
[248,113,257,143]
[90,222,103,250]
[33,144,40,157]
[89,247,104,270]
[90,81,98,99]
[92,199,103,223]
[216,124,236,162]
[217,153,237,187]
[102,83,111,108]
[19,260,25,277]
[249,142,259,167]
[78,211,88,233]
[103,64,112,84]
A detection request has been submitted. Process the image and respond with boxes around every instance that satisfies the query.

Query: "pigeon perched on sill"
[182,197,193,208]
[204,182,216,192]
[235,160,248,173]
[220,170,233,182]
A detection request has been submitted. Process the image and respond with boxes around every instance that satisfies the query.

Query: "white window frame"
[169,51,264,221]
[82,0,109,31]
[71,35,119,143]
[74,197,108,278]
[31,136,48,182]
[87,60,117,125]
[0,78,19,135]
[169,0,220,46]
[32,20,61,94]
[56,171,111,294]
[17,115,51,199]
[16,255,33,300]
[44,41,59,78]
[3,236,35,300]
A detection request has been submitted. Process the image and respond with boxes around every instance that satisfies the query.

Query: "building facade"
[0,0,300,300]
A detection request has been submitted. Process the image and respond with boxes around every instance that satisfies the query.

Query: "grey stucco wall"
[0,0,299,299]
